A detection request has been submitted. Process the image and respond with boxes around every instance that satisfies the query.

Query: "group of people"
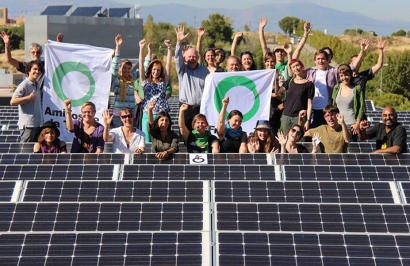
[1,16,407,155]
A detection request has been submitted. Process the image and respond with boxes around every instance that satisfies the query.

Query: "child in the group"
[247,120,280,153]
[33,121,67,153]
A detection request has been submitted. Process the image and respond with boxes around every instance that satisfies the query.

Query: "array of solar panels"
[40,5,131,18]
[2,99,410,265]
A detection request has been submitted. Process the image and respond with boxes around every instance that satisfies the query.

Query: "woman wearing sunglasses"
[102,108,145,154]
[276,124,319,153]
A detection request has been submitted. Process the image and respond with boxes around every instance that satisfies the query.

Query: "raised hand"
[270,147,280,153]
[377,37,386,50]
[336,113,344,124]
[102,109,113,125]
[248,138,260,153]
[360,39,370,52]
[64,99,72,110]
[180,103,189,112]
[359,120,370,130]
[222,96,229,105]
[303,21,312,35]
[175,24,189,43]
[56,33,64,42]
[275,131,287,146]
[197,27,205,37]
[283,43,292,54]
[139,39,146,48]
[312,132,321,151]
[0,31,10,44]
[164,39,172,48]
[147,101,156,110]
[234,32,243,39]
[147,42,153,51]
[115,34,122,46]
[259,17,268,29]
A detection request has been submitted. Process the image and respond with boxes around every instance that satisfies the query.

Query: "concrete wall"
[0,69,24,89]
[24,15,143,61]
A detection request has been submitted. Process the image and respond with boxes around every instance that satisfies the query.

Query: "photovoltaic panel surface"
[122,165,276,180]
[0,153,125,165]
[103,7,130,17]
[274,153,410,166]
[217,232,410,266]
[0,232,205,266]
[214,181,395,203]
[399,182,410,204]
[0,202,205,232]
[283,165,410,181]
[0,181,16,202]
[22,180,205,202]
[70,6,102,17]
[132,153,269,165]
[0,164,115,180]
[40,5,72,15]
[216,203,410,233]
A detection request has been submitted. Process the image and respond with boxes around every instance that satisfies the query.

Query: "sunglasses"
[121,114,133,119]
[290,128,302,136]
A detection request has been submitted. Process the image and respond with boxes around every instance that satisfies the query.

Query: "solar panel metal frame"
[0,153,126,165]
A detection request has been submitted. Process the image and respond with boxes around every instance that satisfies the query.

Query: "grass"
[0,50,25,73]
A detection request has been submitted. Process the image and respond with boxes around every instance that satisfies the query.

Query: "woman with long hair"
[332,64,365,141]
[216,96,247,153]
[33,121,66,153]
[203,48,225,72]
[65,100,105,153]
[147,101,179,159]
[102,108,145,154]
[111,34,141,128]
[247,120,279,153]
[276,124,319,153]
[139,39,172,142]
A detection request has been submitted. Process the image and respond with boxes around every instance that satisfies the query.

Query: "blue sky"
[116,0,410,22]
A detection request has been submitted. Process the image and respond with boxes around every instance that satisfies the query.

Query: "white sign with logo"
[43,41,113,141]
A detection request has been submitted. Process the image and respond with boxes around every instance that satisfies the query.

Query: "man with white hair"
[175,25,209,131]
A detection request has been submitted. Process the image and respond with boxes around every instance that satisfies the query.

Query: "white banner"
[200,70,275,134]
[43,41,113,141]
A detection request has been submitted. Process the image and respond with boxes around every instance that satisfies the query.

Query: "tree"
[201,13,234,48]
[391,29,406,36]
[278,16,301,35]
[244,24,250,32]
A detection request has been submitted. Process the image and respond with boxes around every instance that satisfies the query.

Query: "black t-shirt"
[285,144,309,153]
[283,78,315,117]
[366,122,407,153]
[220,135,242,153]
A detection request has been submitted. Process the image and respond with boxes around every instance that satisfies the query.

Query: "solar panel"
[0,142,115,153]
[0,164,116,180]
[40,5,72,15]
[22,180,206,202]
[132,153,269,165]
[216,232,410,266]
[0,181,17,202]
[122,165,277,180]
[70,6,102,17]
[365,100,375,111]
[274,153,410,166]
[283,165,410,181]
[399,182,410,204]
[0,202,205,232]
[0,135,20,142]
[0,153,125,165]
[103,7,130,17]
[214,181,395,204]
[215,203,410,233]
[0,232,206,266]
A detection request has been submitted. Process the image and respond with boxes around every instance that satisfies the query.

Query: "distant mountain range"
[6,1,410,36]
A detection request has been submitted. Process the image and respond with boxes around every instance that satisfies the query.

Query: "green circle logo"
[214,76,259,122]
[52,61,95,107]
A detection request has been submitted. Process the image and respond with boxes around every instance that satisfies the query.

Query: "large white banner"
[43,41,113,141]
[200,70,275,134]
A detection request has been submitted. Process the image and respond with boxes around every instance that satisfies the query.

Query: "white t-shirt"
[313,70,329,109]
[109,127,145,153]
